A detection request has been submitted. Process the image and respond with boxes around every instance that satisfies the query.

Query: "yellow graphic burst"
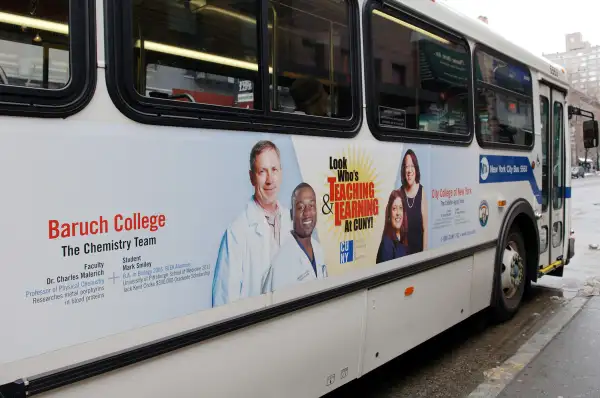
[321,146,382,245]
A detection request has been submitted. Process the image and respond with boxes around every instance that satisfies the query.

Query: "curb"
[466,296,590,398]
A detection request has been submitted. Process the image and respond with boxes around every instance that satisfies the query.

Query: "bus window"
[0,1,69,89]
[540,95,549,212]
[553,101,564,210]
[132,0,261,109]
[268,0,353,119]
[474,49,534,148]
[368,9,470,135]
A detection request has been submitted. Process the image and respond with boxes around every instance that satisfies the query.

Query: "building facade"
[543,33,600,168]
[544,33,600,100]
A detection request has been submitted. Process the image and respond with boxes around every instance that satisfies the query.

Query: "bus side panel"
[361,257,473,375]
[36,292,365,398]
[470,248,495,314]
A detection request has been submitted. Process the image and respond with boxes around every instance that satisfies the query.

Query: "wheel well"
[512,212,540,283]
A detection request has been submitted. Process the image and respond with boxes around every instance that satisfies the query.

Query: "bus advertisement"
[0,0,597,397]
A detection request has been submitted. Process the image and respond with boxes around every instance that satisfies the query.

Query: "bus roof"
[394,0,570,87]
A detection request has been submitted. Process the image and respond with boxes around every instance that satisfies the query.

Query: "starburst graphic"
[321,145,382,245]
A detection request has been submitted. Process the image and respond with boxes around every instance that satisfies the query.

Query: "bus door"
[550,89,566,264]
[538,83,565,268]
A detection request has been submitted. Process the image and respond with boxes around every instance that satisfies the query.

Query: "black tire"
[490,226,528,323]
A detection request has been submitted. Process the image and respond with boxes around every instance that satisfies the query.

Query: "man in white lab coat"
[212,140,292,307]
[263,182,328,293]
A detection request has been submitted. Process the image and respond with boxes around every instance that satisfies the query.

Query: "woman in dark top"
[400,149,428,254]
[376,189,409,264]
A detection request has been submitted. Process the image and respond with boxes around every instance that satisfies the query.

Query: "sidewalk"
[498,296,600,397]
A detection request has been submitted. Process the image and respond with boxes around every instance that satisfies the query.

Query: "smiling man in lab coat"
[212,140,293,307]
[263,182,328,293]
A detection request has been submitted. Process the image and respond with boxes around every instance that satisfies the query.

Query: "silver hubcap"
[501,241,524,299]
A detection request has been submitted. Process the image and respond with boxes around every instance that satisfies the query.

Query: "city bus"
[0,0,597,397]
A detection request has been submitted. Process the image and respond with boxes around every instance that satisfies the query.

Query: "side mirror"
[583,120,599,149]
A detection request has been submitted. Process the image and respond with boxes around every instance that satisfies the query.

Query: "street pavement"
[327,176,600,398]
[493,176,600,397]
[498,296,600,397]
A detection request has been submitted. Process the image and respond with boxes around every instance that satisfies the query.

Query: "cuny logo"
[340,240,354,264]
[480,157,489,181]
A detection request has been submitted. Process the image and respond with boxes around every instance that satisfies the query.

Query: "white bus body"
[0,0,588,397]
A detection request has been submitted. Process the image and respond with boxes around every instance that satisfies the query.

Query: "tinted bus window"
[475,51,532,96]
[269,0,353,119]
[553,101,564,210]
[475,48,534,148]
[130,0,355,120]
[0,1,69,89]
[369,9,470,135]
[476,89,533,145]
[132,0,261,109]
[540,95,549,212]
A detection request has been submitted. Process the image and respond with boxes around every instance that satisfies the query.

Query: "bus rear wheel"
[491,227,528,322]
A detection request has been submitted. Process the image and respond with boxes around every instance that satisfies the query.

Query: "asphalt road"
[325,176,600,398]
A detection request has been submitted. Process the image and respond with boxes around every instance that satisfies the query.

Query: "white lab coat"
[212,198,292,307]
[263,232,328,293]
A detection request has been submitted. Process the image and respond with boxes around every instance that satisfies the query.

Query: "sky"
[439,0,600,56]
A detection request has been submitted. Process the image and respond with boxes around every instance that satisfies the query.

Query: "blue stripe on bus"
[479,155,542,204]
[479,155,573,203]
